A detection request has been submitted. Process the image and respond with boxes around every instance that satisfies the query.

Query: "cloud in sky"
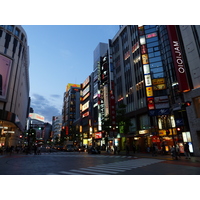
[31,93,62,123]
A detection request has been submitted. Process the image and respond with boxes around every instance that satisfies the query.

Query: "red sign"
[147,97,155,110]
[95,132,102,139]
[167,25,190,92]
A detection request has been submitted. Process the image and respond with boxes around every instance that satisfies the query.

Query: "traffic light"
[181,101,191,109]
[185,101,191,106]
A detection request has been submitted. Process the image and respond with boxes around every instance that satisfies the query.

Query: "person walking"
[126,144,129,156]
[152,143,157,156]
[132,144,136,154]
[117,146,120,155]
[184,142,191,159]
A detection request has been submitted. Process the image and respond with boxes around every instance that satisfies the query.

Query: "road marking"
[79,168,118,174]
[70,169,109,175]
[47,158,164,175]
[87,166,126,172]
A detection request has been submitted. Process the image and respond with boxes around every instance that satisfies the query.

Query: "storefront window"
[139,114,150,130]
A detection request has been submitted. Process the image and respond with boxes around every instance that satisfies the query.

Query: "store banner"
[167,25,190,92]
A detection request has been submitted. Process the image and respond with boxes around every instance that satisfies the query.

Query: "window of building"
[14,28,20,37]
[6,25,14,32]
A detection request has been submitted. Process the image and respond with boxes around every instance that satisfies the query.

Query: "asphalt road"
[0,151,200,175]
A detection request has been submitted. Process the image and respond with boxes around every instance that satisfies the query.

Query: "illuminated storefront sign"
[82,92,90,101]
[145,75,152,86]
[82,101,89,112]
[82,76,90,88]
[154,96,168,103]
[152,78,165,85]
[143,64,150,74]
[146,87,153,97]
[147,97,155,110]
[95,132,102,139]
[82,85,90,96]
[167,25,190,92]
[82,111,89,118]
[66,83,80,92]
[146,32,157,39]
[142,54,149,64]
[132,42,139,53]
[149,108,170,116]
[29,113,45,122]
[153,84,166,90]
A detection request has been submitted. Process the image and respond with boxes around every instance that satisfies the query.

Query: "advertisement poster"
[0,54,12,100]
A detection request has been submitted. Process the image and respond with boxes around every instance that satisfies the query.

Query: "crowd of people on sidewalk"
[104,141,192,160]
[0,145,43,156]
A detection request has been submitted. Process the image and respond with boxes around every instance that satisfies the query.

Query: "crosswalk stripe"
[87,166,126,172]
[46,158,164,175]
[79,168,118,174]
[70,169,109,175]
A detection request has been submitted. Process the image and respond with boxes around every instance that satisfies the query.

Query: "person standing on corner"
[184,142,191,159]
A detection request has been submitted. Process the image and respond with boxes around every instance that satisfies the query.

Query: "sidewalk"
[101,150,200,163]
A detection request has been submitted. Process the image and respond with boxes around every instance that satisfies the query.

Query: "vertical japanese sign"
[167,25,190,92]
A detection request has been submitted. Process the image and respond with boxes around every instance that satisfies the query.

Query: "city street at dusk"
[1,151,200,175]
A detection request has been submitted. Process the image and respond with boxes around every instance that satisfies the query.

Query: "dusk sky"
[23,25,120,123]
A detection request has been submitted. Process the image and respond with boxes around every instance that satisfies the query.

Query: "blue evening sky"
[23,25,120,123]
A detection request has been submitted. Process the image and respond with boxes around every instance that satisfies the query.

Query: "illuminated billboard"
[167,25,190,92]
[29,113,45,122]
[0,54,12,101]
[66,83,80,92]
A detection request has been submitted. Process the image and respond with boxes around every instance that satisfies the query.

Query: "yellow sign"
[153,84,166,90]
[152,78,165,85]
[66,83,80,92]
[146,87,153,97]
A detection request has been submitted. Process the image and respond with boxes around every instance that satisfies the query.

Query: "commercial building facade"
[110,25,199,155]
[61,25,200,156]
[62,83,80,146]
[0,25,30,147]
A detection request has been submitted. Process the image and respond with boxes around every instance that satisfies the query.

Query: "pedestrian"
[34,145,38,155]
[126,144,129,156]
[152,143,157,156]
[184,142,191,159]
[176,143,181,158]
[171,146,176,159]
[117,146,120,155]
[37,146,41,155]
[114,145,117,154]
[133,144,136,154]
[161,142,166,155]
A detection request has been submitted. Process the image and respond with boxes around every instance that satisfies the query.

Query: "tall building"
[110,25,194,153]
[178,25,200,156]
[0,25,30,147]
[92,43,108,147]
[52,115,62,143]
[80,75,93,147]
[62,83,80,146]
